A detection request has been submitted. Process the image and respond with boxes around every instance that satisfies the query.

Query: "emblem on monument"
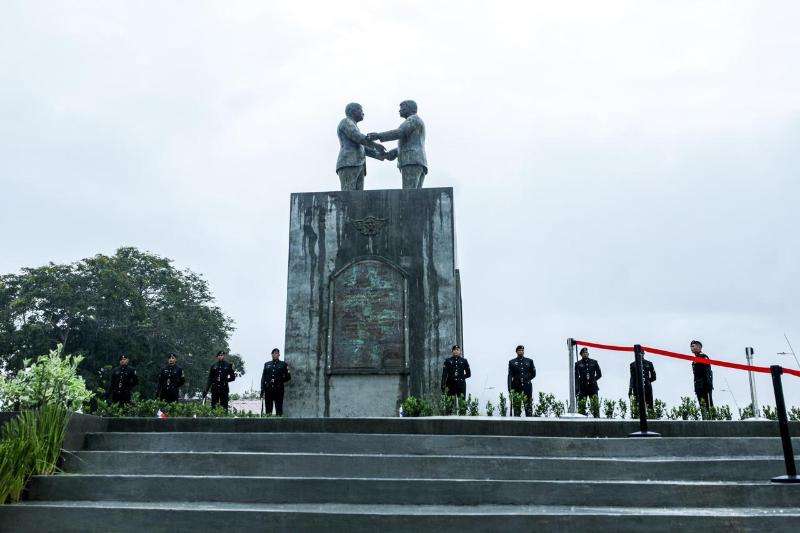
[351,216,388,236]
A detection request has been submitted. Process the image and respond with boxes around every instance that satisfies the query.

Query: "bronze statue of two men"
[335,100,427,191]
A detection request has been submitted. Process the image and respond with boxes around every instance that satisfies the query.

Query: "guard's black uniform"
[441,356,471,397]
[261,360,291,416]
[204,361,236,411]
[629,359,656,409]
[692,353,714,408]
[107,365,138,404]
[156,364,185,403]
[508,356,536,416]
[575,357,602,400]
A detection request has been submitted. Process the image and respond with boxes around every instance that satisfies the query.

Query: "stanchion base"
[771,475,800,484]
[628,431,661,438]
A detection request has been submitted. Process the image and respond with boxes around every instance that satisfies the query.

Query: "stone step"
[27,475,800,508]
[82,432,797,458]
[62,451,784,481]
[3,501,800,533]
[104,417,799,438]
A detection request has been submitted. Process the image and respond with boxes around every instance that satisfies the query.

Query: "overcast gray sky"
[2,1,799,410]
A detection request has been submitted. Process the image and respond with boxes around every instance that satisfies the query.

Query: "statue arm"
[377,118,415,142]
[364,145,385,160]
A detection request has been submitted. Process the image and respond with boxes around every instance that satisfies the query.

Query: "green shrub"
[789,407,800,421]
[667,397,701,421]
[87,398,256,418]
[647,399,667,420]
[485,400,495,417]
[577,397,588,416]
[762,405,778,421]
[617,398,628,419]
[534,392,557,417]
[438,393,456,416]
[603,399,616,419]
[498,392,508,417]
[510,390,525,416]
[589,395,601,418]
[456,395,468,416]
[0,344,92,411]
[466,395,480,416]
[739,403,755,420]
[552,399,566,418]
[401,396,424,417]
[0,404,69,504]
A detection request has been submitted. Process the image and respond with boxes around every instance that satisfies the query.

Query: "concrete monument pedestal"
[283,187,462,417]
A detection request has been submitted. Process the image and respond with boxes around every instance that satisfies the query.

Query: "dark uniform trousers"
[510,383,533,416]
[265,388,285,416]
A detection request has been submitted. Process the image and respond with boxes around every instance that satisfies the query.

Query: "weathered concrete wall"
[283,188,461,417]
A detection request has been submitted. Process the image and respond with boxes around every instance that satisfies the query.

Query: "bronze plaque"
[330,259,406,372]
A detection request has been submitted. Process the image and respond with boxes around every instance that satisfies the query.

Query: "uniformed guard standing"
[107,354,139,405]
[507,345,536,416]
[629,352,657,410]
[260,348,291,416]
[690,340,714,411]
[203,351,236,412]
[575,347,602,404]
[441,344,471,399]
[156,353,185,403]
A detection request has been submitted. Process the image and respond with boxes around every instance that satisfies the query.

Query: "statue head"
[399,100,417,118]
[345,102,364,122]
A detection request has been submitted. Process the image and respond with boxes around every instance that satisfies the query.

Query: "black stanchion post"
[629,344,660,438]
[770,365,799,483]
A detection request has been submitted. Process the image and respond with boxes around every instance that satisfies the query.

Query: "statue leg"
[401,165,425,189]
[337,166,365,191]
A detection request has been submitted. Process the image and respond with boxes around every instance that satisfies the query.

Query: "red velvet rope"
[573,339,800,378]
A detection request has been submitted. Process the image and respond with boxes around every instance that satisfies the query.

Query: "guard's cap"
[516,345,524,350]
[451,344,460,350]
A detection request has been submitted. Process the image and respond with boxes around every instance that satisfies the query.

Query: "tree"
[0,247,240,399]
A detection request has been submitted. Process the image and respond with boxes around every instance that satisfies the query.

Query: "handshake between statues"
[366,135,398,162]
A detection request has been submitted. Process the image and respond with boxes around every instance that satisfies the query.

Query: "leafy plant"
[438,393,456,416]
[0,404,69,504]
[498,392,508,417]
[534,392,557,418]
[88,398,249,418]
[509,390,524,416]
[789,407,800,422]
[466,395,480,416]
[485,400,495,417]
[456,395,468,416]
[402,395,435,417]
[552,399,566,418]
[589,395,601,418]
[667,397,701,421]
[603,399,616,419]
[617,398,628,419]
[0,344,92,411]
[762,405,778,421]
[647,399,667,420]
[739,403,756,420]
[709,404,733,421]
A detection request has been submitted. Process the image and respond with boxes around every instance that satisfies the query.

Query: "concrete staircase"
[1,418,799,532]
